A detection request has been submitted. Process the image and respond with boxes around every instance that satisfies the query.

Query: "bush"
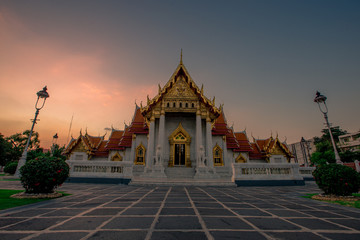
[313,164,360,196]
[20,156,69,193]
[4,161,18,175]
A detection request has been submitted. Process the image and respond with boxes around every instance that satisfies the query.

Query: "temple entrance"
[174,143,186,166]
[168,123,191,167]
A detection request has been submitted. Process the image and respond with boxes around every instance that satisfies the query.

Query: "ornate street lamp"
[15,86,50,177]
[314,91,342,164]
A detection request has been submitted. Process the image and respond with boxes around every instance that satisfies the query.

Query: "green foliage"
[4,161,18,175]
[311,150,335,165]
[340,150,360,163]
[313,164,360,196]
[0,134,20,166]
[7,130,40,152]
[0,189,48,210]
[20,156,69,193]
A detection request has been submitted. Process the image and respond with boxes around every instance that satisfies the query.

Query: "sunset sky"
[0,0,359,149]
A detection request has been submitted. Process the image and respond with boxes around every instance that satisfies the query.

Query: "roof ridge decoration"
[141,54,221,119]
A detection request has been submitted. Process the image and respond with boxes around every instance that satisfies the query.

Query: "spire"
[180,49,183,65]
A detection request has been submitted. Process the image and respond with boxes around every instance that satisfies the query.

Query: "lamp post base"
[14,153,27,178]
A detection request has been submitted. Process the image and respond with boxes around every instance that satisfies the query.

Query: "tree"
[311,126,350,165]
[0,134,18,167]
[6,130,40,153]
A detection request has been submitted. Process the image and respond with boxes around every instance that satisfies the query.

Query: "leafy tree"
[6,130,40,153]
[311,126,350,165]
[0,134,20,167]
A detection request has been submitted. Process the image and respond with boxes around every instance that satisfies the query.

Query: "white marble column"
[206,118,213,168]
[145,117,155,171]
[129,134,136,162]
[157,114,165,164]
[196,105,202,167]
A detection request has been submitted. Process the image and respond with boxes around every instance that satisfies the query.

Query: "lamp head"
[37,86,49,99]
[314,91,327,103]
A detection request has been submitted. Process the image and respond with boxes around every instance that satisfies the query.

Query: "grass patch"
[0,189,69,210]
[303,193,360,209]
[0,178,20,181]
[0,173,5,176]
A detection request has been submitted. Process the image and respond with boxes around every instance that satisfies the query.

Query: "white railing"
[299,166,316,179]
[233,163,303,180]
[67,160,133,178]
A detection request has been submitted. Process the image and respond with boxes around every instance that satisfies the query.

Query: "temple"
[64,55,308,186]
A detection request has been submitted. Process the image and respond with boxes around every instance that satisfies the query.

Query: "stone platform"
[1,181,360,240]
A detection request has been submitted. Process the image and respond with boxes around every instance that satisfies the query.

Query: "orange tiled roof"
[212,112,228,136]
[105,129,124,150]
[226,128,240,150]
[234,132,253,152]
[249,142,265,160]
[128,106,149,134]
[93,140,109,156]
[118,125,132,148]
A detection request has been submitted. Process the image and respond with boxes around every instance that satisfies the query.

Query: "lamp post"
[314,91,342,164]
[15,86,50,177]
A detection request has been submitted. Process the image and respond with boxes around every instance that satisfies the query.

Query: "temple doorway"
[174,143,186,166]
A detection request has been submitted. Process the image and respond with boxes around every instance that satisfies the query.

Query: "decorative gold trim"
[168,123,191,167]
[135,143,146,165]
[111,152,123,161]
[235,153,246,163]
[213,144,224,166]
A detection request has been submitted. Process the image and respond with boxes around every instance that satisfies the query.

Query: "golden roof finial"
[180,49,183,65]
[201,84,204,94]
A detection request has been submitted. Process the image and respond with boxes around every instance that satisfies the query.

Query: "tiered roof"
[234,132,253,152]
[249,136,293,161]
[105,129,124,150]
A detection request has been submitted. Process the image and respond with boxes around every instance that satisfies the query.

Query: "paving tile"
[194,202,224,208]
[151,231,207,240]
[319,233,360,240]
[203,216,253,230]
[30,232,89,240]
[42,208,85,216]
[4,209,53,217]
[0,218,27,228]
[245,217,301,230]
[197,208,235,216]
[52,216,109,230]
[301,210,345,218]
[326,218,360,230]
[232,208,271,217]
[102,216,154,229]
[266,209,311,217]
[224,203,255,208]
[102,202,133,207]
[88,230,147,240]
[160,207,195,215]
[265,231,326,240]
[133,202,162,207]
[3,217,67,231]
[0,233,32,240]
[164,202,192,207]
[210,231,267,240]
[84,208,125,216]
[287,218,349,230]
[121,207,159,215]
[155,216,202,229]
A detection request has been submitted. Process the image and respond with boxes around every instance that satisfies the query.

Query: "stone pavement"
[0,181,359,240]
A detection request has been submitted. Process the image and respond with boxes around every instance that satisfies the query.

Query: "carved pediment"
[73,141,88,152]
[165,76,197,100]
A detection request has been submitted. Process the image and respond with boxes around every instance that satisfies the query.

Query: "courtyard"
[0,181,359,240]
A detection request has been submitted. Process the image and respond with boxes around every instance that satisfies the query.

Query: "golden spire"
[180,49,183,65]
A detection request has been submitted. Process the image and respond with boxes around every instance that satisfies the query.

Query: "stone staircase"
[165,167,195,179]
[129,167,236,187]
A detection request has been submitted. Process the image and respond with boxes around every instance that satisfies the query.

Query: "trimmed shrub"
[4,161,18,175]
[313,164,360,196]
[20,156,69,193]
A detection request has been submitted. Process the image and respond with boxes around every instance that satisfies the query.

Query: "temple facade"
[64,57,306,186]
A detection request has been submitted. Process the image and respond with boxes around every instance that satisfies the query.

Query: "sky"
[0,0,359,149]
